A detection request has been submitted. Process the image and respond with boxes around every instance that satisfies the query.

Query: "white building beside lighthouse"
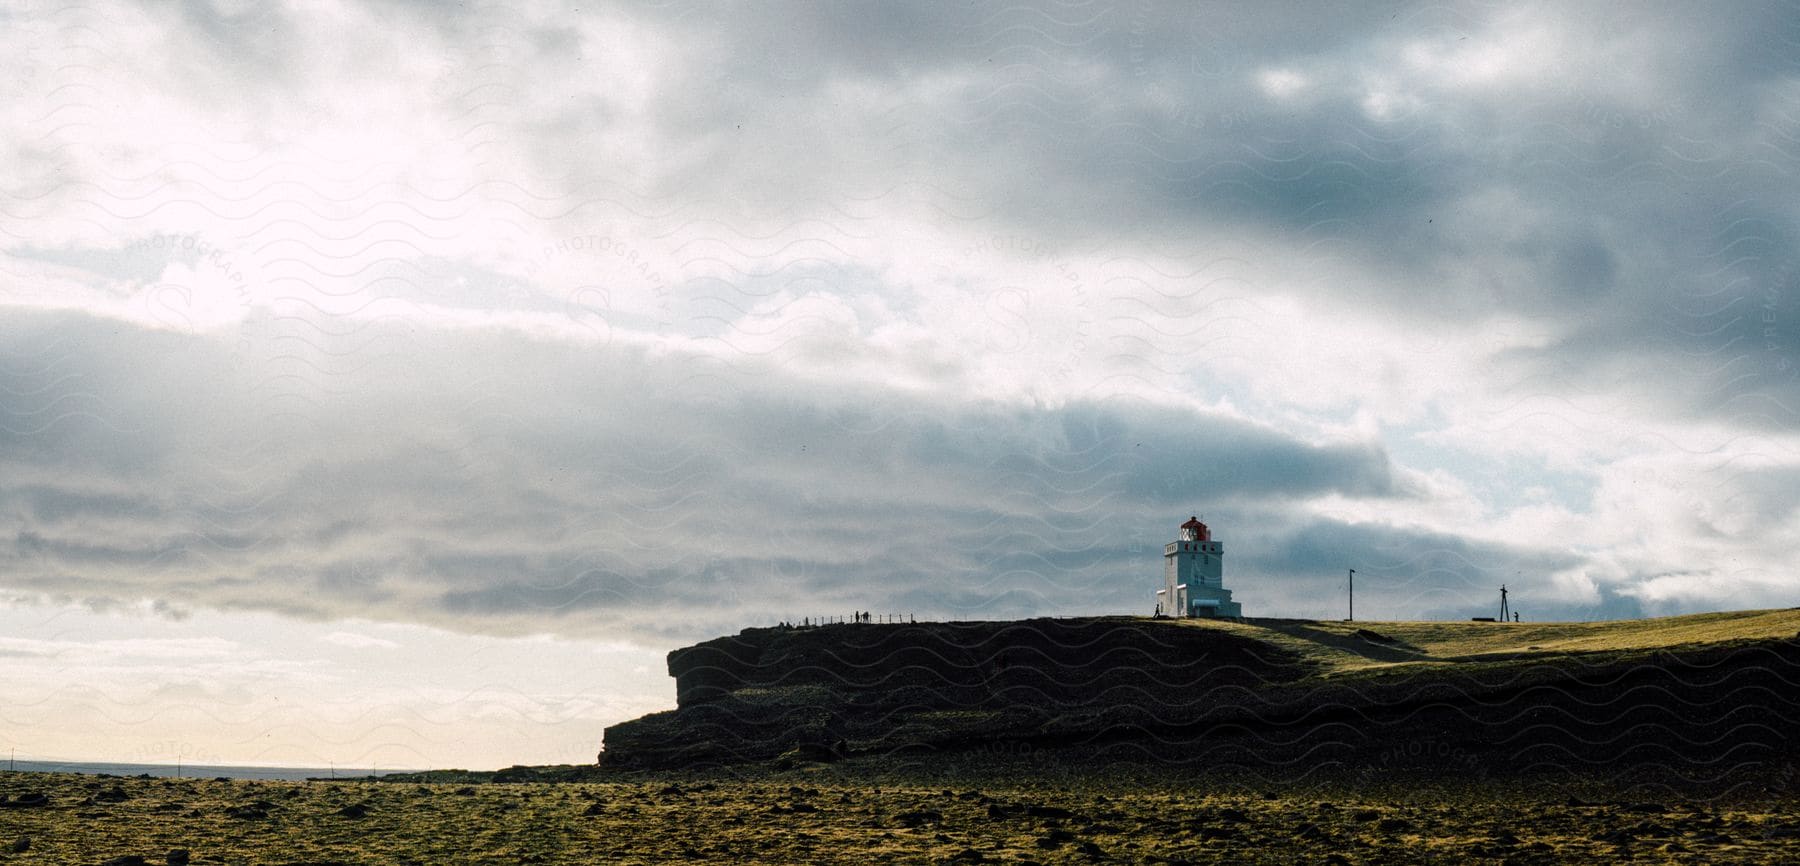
[1155,516,1242,618]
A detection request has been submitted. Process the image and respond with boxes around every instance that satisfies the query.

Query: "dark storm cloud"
[0,311,1425,640]
[1109,409,1401,503]
[1252,517,1583,608]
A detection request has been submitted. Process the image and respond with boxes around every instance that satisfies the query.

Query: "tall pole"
[1499,584,1509,622]
[1348,569,1355,622]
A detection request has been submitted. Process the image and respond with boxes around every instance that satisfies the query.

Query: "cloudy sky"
[1,0,1796,769]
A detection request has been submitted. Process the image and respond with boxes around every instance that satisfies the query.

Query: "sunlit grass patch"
[1178,607,1800,676]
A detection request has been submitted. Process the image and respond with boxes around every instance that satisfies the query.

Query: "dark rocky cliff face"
[604,617,1313,769]
[665,617,1311,707]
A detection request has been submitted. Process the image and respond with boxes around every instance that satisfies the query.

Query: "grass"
[2,768,1797,865]
[1188,607,1800,676]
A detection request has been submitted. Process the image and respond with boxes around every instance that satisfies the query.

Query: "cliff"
[601,610,1800,776]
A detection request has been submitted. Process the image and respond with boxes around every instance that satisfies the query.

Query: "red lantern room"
[1179,516,1210,542]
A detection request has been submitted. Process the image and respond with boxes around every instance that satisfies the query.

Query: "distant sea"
[3,759,419,782]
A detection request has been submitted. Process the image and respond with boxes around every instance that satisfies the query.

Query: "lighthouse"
[1155,516,1242,618]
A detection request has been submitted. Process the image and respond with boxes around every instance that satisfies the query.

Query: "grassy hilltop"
[603,608,1800,784]
[1204,608,1800,674]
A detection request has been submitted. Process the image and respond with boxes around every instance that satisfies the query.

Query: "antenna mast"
[1347,569,1355,622]
[1499,584,1510,622]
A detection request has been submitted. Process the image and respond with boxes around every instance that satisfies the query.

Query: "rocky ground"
[3,769,1798,864]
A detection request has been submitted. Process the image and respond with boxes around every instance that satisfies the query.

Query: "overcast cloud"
[1,0,1797,764]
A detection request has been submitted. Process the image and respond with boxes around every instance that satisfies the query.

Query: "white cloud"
[1257,68,1310,99]
[320,631,400,650]
[0,635,237,661]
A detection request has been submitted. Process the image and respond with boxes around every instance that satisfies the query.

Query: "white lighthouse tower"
[1155,516,1242,618]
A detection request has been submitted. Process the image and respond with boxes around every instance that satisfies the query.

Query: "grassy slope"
[1190,607,1800,677]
